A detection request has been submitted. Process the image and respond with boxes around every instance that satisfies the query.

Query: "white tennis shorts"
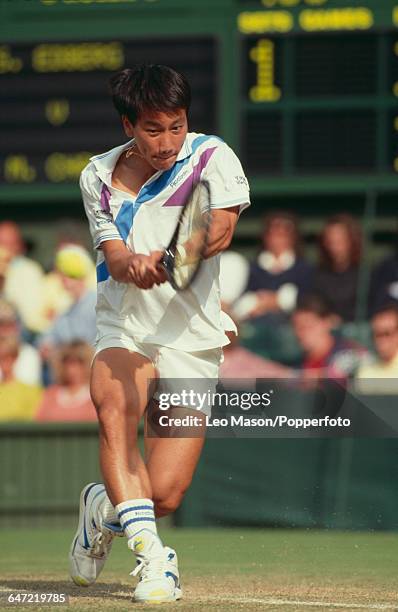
[94,325,222,416]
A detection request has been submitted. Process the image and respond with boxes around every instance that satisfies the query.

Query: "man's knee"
[152,483,188,517]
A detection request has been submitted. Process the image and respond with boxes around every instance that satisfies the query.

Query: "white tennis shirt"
[80,132,251,351]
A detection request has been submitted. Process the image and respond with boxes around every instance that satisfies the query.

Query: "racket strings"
[168,180,211,289]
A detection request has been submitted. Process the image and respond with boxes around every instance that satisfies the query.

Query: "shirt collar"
[176,136,192,161]
[90,140,133,184]
[257,250,296,273]
[90,135,192,184]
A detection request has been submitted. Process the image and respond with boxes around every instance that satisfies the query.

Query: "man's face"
[264,220,295,256]
[60,274,86,300]
[0,224,23,258]
[372,310,398,363]
[123,109,188,172]
[292,310,332,353]
[323,223,350,264]
[61,354,88,386]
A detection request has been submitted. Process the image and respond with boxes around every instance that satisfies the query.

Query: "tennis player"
[69,64,250,603]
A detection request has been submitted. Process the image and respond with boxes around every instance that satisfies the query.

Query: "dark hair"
[319,213,362,270]
[262,210,302,255]
[109,64,191,125]
[295,293,334,318]
[372,301,398,322]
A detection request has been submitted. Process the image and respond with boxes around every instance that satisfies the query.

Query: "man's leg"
[144,344,220,516]
[143,415,206,600]
[91,348,154,504]
[70,348,181,602]
[144,411,206,518]
[144,345,219,517]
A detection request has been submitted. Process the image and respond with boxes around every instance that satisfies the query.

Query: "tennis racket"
[161,179,212,291]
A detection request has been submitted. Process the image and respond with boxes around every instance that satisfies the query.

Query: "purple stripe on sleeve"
[162,147,216,207]
[100,183,112,213]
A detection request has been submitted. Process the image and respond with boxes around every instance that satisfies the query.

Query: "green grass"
[0,528,397,611]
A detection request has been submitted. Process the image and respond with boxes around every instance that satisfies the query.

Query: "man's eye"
[147,129,159,135]
[172,125,182,132]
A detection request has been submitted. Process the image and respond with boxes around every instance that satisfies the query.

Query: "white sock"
[115,499,163,558]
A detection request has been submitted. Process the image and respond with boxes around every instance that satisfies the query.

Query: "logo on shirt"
[170,169,189,189]
[235,175,248,187]
[94,208,109,217]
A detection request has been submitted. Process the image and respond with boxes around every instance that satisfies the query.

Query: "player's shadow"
[1,579,131,601]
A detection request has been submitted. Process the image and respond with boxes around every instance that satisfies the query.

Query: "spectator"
[38,244,97,356]
[37,239,97,334]
[0,335,42,421]
[368,245,398,315]
[36,341,97,422]
[37,269,74,333]
[237,212,313,320]
[0,246,12,296]
[0,299,41,385]
[313,214,362,322]
[292,294,367,381]
[355,304,398,394]
[0,221,45,336]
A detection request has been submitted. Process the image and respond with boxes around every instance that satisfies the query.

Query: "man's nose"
[159,135,173,154]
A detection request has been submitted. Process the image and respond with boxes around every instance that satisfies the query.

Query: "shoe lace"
[130,555,166,581]
[89,530,113,559]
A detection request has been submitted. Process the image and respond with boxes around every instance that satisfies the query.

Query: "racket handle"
[161,246,187,272]
[161,248,175,276]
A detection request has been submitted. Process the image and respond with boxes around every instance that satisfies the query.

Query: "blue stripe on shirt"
[96,260,110,282]
[136,135,218,205]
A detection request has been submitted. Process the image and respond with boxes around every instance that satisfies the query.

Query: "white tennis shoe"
[69,482,123,586]
[131,545,182,603]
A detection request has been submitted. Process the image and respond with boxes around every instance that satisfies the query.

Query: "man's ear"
[122,115,134,137]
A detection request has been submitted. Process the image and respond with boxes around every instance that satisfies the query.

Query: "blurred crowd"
[220,211,398,391]
[0,212,398,422]
[0,221,97,423]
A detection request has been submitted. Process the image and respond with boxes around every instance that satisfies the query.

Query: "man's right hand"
[126,252,167,289]
[102,241,167,289]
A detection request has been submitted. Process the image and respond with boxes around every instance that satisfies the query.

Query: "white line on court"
[203,595,395,610]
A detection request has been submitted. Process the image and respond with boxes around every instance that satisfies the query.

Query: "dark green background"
[1,0,397,207]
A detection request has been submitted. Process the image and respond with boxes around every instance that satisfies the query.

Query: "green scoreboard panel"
[238,0,398,190]
[0,0,397,201]
[1,37,216,184]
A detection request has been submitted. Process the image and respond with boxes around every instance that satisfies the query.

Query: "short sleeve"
[80,165,122,250]
[203,142,250,214]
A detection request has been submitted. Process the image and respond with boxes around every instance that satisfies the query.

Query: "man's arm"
[203,206,240,259]
[102,241,166,289]
[200,140,250,259]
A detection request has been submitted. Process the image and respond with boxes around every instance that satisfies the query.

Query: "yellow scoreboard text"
[32,42,124,72]
[238,11,293,34]
[4,153,92,184]
[238,7,374,33]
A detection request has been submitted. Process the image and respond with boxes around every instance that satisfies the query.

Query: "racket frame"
[161,179,211,291]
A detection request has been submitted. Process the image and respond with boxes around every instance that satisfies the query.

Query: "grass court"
[0,528,397,611]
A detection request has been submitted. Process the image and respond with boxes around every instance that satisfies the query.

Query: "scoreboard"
[1,38,216,184]
[0,0,397,202]
[239,0,398,186]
